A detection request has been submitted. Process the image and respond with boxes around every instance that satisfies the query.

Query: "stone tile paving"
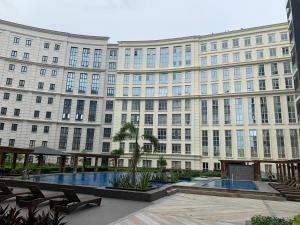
[112,193,300,225]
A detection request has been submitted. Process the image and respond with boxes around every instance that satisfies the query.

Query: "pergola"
[220,159,300,184]
[0,146,34,170]
[70,152,119,173]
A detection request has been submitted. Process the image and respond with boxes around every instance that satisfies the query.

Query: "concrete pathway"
[112,193,300,225]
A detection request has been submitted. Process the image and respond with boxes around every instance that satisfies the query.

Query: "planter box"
[106,186,157,192]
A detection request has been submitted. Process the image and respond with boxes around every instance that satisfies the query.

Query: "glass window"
[160,47,169,67]
[290,129,299,158]
[210,42,217,51]
[124,48,131,68]
[91,74,100,94]
[133,48,142,68]
[72,128,82,150]
[212,100,219,125]
[237,130,244,157]
[200,44,207,52]
[159,73,168,84]
[211,83,218,94]
[69,47,78,66]
[224,99,231,124]
[246,66,253,78]
[185,45,191,65]
[81,48,90,67]
[263,130,271,158]
[79,73,87,93]
[200,71,207,82]
[248,97,256,124]
[146,87,155,97]
[202,130,208,156]
[223,82,229,93]
[234,81,241,93]
[260,97,268,123]
[147,48,156,68]
[272,78,279,90]
[213,130,220,156]
[256,35,263,45]
[244,37,251,46]
[249,129,257,157]
[222,40,228,49]
[225,130,232,157]
[173,46,182,66]
[233,53,240,62]
[276,129,285,158]
[232,38,239,47]
[146,74,155,85]
[211,55,218,64]
[223,69,229,80]
[269,48,277,57]
[268,33,276,43]
[235,98,243,124]
[211,70,218,81]
[287,96,296,123]
[222,54,229,63]
[172,86,181,96]
[159,87,168,96]
[201,84,207,94]
[247,80,254,92]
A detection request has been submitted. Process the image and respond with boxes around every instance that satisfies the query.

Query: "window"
[93,49,102,68]
[244,37,251,46]
[159,87,168,96]
[237,130,244,157]
[210,42,217,51]
[62,99,72,119]
[185,144,191,155]
[202,131,208,156]
[159,100,167,111]
[44,126,49,133]
[212,100,219,125]
[26,39,31,46]
[91,74,100,94]
[260,97,268,123]
[172,99,181,111]
[121,114,127,124]
[247,80,254,91]
[269,48,277,57]
[13,111,20,121]
[36,96,42,103]
[234,81,241,93]
[71,128,82,150]
[133,74,142,84]
[13,36,20,44]
[201,100,208,125]
[283,62,291,74]
[0,123,4,130]
[202,162,209,171]
[172,114,181,125]
[134,48,142,68]
[249,129,258,157]
[185,113,191,125]
[223,69,229,80]
[201,44,207,52]
[81,48,90,67]
[225,130,232,157]
[185,71,191,83]
[248,97,256,124]
[222,54,229,63]
[76,100,85,120]
[21,66,27,73]
[245,51,252,60]
[256,35,263,45]
[232,53,240,62]
[224,99,231,124]
[33,110,40,118]
[79,73,87,93]
[285,77,293,88]
[5,78,12,86]
[185,45,191,65]
[107,87,115,96]
[69,47,78,66]
[49,83,55,91]
[185,99,191,110]
[66,72,75,92]
[271,63,278,75]
[146,87,155,97]
[1,107,7,115]
[42,56,48,63]
[272,79,279,89]
[268,33,276,43]
[8,64,15,71]
[212,83,218,94]
[23,52,30,60]
[8,139,15,147]
[235,98,243,124]
[11,124,18,131]
[160,47,169,68]
[261,129,271,159]
[282,47,289,55]
[144,114,153,125]
[232,38,239,47]
[11,50,17,57]
[45,111,52,119]
[290,129,299,158]
[185,129,191,140]
[223,82,229,93]
[222,40,228,49]
[213,130,220,156]
[52,57,58,63]
[16,94,22,101]
[172,86,181,96]
[85,128,95,150]
[147,48,156,68]
[146,74,155,85]
[200,71,207,82]
[40,68,46,76]
[132,87,141,96]
[159,73,168,84]
[201,84,207,94]
[109,49,117,59]
[246,66,253,78]
[103,128,111,138]
[88,101,97,121]
[185,85,191,95]
[173,72,181,83]
[32,125,37,133]
[158,128,167,139]
[287,96,296,123]
[19,80,25,87]
[281,32,288,41]
[276,129,285,158]
[256,50,264,59]
[211,55,218,64]
[3,92,10,100]
[51,70,57,76]
[158,114,167,125]
[131,100,140,111]
[145,100,154,111]
[234,67,241,79]
[211,70,218,81]
[172,144,181,154]
[259,80,266,90]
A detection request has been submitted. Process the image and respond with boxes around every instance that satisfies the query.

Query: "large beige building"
[0,20,299,170]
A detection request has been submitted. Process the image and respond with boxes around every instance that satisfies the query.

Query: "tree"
[113,122,159,184]
[111,148,124,171]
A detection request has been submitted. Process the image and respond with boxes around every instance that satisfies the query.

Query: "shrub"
[0,205,66,225]
[251,215,292,225]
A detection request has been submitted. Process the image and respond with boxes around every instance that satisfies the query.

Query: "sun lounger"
[0,182,30,202]
[16,185,64,208]
[50,188,101,214]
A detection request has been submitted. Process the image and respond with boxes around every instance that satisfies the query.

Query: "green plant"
[113,122,160,185]
[0,205,66,225]
[111,148,124,171]
[293,215,300,225]
[251,215,292,225]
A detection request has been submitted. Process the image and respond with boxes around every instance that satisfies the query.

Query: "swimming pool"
[204,179,257,190]
[30,172,162,188]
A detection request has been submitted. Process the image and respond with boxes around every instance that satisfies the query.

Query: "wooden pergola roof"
[33,146,70,156]
[0,146,33,154]
[69,152,119,158]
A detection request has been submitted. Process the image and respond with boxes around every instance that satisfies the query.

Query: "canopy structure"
[33,146,70,156]
[0,146,33,170]
[220,159,300,184]
[69,152,119,173]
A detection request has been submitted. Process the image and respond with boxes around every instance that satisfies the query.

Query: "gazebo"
[32,146,71,174]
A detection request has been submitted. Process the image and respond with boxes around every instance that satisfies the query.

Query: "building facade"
[287,0,300,119]
[113,23,299,171]
[0,20,299,170]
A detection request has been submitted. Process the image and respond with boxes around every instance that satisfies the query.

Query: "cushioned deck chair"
[0,182,30,202]
[284,192,300,201]
[50,188,101,214]
[269,179,295,189]
[16,185,64,208]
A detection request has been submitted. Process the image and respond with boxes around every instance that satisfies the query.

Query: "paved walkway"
[112,193,300,225]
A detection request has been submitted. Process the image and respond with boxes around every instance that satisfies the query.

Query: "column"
[291,163,295,180]
[94,157,98,172]
[0,152,6,168]
[82,157,86,172]
[287,163,291,180]
[282,163,287,181]
[221,161,226,178]
[11,153,18,170]
[60,156,66,173]
[297,163,300,186]
[276,164,279,181]
[73,156,78,174]
[23,153,29,170]
[279,163,283,182]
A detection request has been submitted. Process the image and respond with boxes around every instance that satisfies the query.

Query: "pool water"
[30,172,162,188]
[204,179,257,190]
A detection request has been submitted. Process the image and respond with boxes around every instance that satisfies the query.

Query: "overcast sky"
[0,0,287,43]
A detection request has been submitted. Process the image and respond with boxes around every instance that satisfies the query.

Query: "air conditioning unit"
[67,114,70,119]
[80,114,83,120]
[62,113,66,119]
[75,114,79,120]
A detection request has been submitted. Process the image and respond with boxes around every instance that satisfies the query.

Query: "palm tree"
[113,122,159,185]
[111,148,124,171]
